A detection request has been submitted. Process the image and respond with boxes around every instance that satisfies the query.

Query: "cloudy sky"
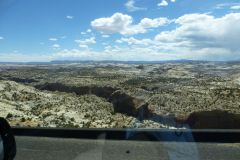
[0,0,240,62]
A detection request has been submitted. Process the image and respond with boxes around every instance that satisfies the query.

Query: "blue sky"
[0,0,240,62]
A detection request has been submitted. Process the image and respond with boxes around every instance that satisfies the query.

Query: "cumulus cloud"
[125,0,146,12]
[57,12,240,61]
[154,13,240,60]
[155,13,240,50]
[139,17,171,28]
[75,37,96,48]
[158,0,168,6]
[158,0,176,7]
[91,13,170,35]
[87,12,240,61]
[231,5,240,10]
[91,13,137,35]
[116,37,153,45]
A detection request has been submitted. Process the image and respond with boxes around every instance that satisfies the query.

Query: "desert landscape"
[1,61,240,129]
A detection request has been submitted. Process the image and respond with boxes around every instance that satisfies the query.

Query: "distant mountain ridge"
[51,59,197,64]
[0,59,239,65]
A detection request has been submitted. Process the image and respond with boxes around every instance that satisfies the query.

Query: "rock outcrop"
[35,82,117,99]
[185,110,240,129]
[109,90,151,119]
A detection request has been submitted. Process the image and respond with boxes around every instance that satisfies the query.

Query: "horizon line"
[0,59,239,64]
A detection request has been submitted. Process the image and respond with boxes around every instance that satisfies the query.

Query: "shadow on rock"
[109,90,151,119]
[185,110,240,129]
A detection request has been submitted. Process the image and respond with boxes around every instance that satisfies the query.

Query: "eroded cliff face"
[109,90,151,119]
[0,80,164,129]
[35,83,117,99]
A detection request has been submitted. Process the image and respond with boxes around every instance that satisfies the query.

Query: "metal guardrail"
[12,127,240,143]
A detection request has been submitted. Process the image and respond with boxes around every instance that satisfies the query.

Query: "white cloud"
[80,29,92,35]
[102,35,110,38]
[91,12,170,35]
[215,3,231,9]
[79,45,88,48]
[125,0,146,12]
[231,5,240,10]
[91,13,137,35]
[52,44,60,48]
[87,29,92,33]
[49,38,58,41]
[54,47,166,61]
[116,37,153,45]
[215,3,240,10]
[156,13,240,50]
[158,0,176,7]
[66,15,74,19]
[154,13,240,60]
[0,37,4,40]
[158,0,168,6]
[139,17,171,28]
[75,37,96,48]
[83,12,240,61]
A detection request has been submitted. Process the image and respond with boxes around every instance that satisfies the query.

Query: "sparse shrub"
[136,65,144,70]
[42,112,52,119]
[83,121,91,128]
[6,113,13,119]
[60,121,79,128]
[59,114,66,122]
[21,117,26,122]
[84,113,90,118]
